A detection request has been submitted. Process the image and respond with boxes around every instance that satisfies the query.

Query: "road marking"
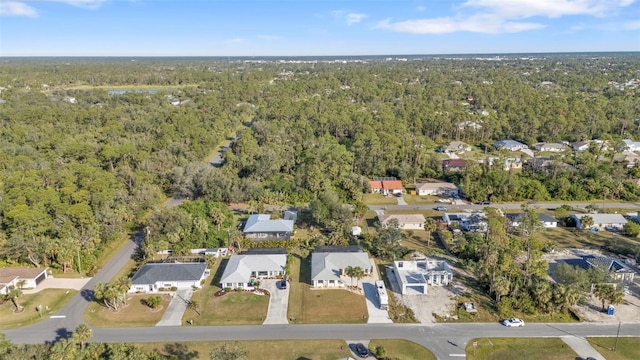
[50,315,66,319]
[449,354,466,357]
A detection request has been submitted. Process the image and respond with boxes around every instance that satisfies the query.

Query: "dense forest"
[0,55,639,271]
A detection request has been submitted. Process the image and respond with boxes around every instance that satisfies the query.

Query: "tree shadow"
[51,327,73,344]
[163,343,199,360]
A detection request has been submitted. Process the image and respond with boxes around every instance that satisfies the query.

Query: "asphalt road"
[5,322,640,359]
[369,202,640,212]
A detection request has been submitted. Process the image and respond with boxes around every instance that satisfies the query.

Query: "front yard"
[0,289,77,329]
[287,255,368,324]
[465,338,578,360]
[361,193,399,205]
[587,337,640,360]
[369,339,436,360]
[182,257,269,325]
[84,292,171,327]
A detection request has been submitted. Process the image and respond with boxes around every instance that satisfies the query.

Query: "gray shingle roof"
[243,214,294,233]
[220,254,287,284]
[131,263,207,285]
[311,252,371,282]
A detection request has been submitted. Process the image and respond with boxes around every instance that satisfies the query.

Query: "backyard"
[287,255,368,324]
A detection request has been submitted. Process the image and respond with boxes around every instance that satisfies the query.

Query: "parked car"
[479,200,491,205]
[502,318,525,327]
[354,343,369,358]
[434,206,448,211]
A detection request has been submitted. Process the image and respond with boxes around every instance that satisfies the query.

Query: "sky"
[0,0,639,56]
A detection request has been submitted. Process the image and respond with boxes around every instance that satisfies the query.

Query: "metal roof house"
[243,214,294,240]
[128,263,209,293]
[311,246,373,288]
[377,214,426,230]
[583,256,636,283]
[493,139,529,151]
[571,213,627,230]
[219,250,287,290]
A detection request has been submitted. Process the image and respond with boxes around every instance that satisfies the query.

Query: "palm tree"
[351,266,366,290]
[423,218,438,247]
[5,285,23,312]
[187,300,201,316]
[16,279,26,290]
[114,276,131,305]
[580,215,595,230]
[344,266,355,287]
[210,207,226,231]
[594,284,614,311]
[72,324,93,349]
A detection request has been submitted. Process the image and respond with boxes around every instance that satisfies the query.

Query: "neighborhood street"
[4,322,639,359]
[369,201,640,212]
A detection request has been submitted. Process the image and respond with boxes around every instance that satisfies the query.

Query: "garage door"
[35,272,46,285]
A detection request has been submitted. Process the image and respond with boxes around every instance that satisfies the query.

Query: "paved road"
[5,322,639,359]
[370,202,640,212]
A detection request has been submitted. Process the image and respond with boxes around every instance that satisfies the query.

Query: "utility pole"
[77,249,82,274]
[614,320,621,352]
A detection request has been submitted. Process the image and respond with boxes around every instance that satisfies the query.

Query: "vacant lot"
[287,255,368,324]
[588,337,640,360]
[368,339,436,360]
[138,340,352,360]
[84,293,171,327]
[0,289,77,329]
[466,338,578,360]
[361,193,398,205]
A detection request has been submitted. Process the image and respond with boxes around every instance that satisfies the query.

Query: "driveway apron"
[363,259,393,324]
[262,279,289,324]
[561,335,606,360]
[156,289,193,327]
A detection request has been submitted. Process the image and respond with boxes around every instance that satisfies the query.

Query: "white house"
[443,212,488,232]
[311,246,373,288]
[0,267,49,294]
[571,141,591,152]
[129,263,209,293]
[493,139,528,151]
[533,143,565,152]
[393,257,453,295]
[438,141,471,154]
[414,181,459,196]
[378,214,426,230]
[571,213,627,230]
[243,214,294,240]
[584,256,635,283]
[219,250,287,290]
[623,139,640,152]
[505,213,558,228]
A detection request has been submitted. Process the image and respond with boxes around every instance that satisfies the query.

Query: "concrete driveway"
[22,276,92,294]
[156,289,194,327]
[363,260,392,324]
[262,279,289,324]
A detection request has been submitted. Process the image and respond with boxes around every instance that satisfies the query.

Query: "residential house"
[616,155,640,168]
[571,141,591,152]
[584,256,636,284]
[128,263,209,293]
[533,143,565,152]
[0,267,49,294]
[414,181,459,196]
[623,139,640,152]
[438,141,471,154]
[378,214,426,230]
[443,212,488,232]
[442,159,467,172]
[311,246,373,288]
[571,213,628,230]
[219,248,287,290]
[505,213,558,228]
[393,257,453,294]
[493,139,529,151]
[369,178,404,195]
[504,158,523,170]
[243,214,294,240]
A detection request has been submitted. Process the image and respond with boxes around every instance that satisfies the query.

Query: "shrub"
[170,286,178,291]
[158,287,166,292]
[224,287,232,292]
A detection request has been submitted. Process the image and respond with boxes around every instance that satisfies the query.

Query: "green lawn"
[84,293,171,327]
[182,257,270,325]
[287,255,368,324]
[369,339,436,360]
[0,289,77,329]
[137,340,352,360]
[536,227,640,254]
[361,193,399,205]
[587,337,640,360]
[403,195,438,205]
[465,338,578,360]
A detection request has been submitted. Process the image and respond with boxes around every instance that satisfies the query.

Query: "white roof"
[414,182,458,191]
[574,213,627,224]
[311,252,371,282]
[220,254,287,284]
[243,214,294,233]
[378,214,426,225]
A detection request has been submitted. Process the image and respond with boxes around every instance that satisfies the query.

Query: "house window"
[398,262,403,268]
[258,271,268,277]
[164,283,172,287]
[226,283,233,288]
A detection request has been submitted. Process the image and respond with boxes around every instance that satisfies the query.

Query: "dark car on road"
[434,206,448,211]
[354,343,368,358]
[478,200,491,205]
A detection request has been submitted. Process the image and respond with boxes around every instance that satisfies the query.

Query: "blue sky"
[1,0,639,56]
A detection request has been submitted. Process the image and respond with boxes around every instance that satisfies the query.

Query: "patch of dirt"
[395,282,467,324]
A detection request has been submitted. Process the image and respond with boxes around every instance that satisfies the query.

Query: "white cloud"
[377,14,545,34]
[331,10,367,25]
[378,0,636,34]
[464,0,637,18]
[346,13,367,25]
[623,20,640,30]
[416,6,427,12]
[0,1,37,17]
[224,38,245,45]
[0,0,106,17]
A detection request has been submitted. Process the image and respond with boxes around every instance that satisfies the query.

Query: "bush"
[143,296,162,309]
[224,287,232,292]
[158,287,166,292]
[170,286,178,291]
